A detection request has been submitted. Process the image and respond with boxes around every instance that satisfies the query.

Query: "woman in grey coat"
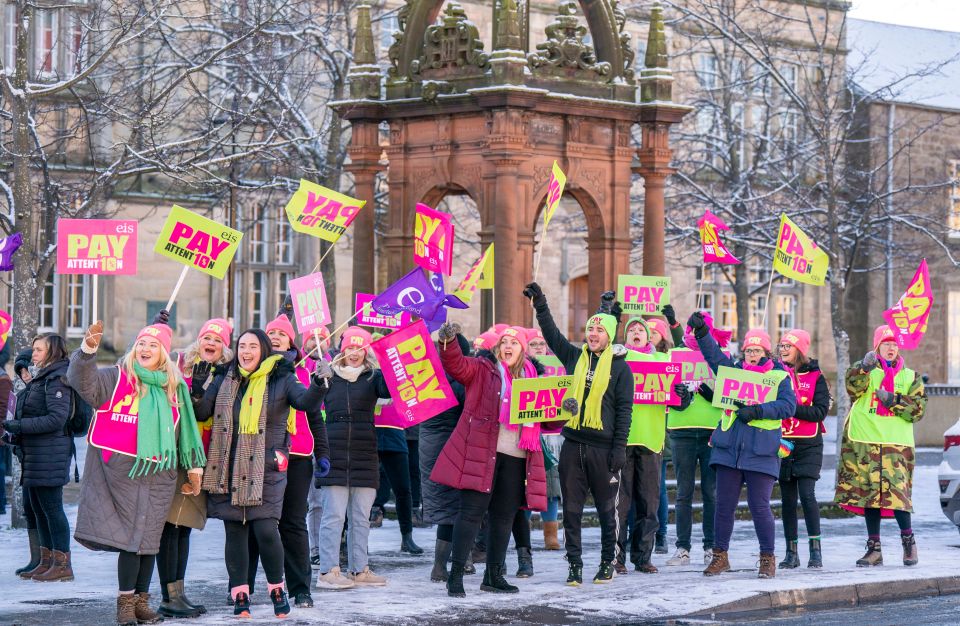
[68,321,206,626]
[192,329,330,619]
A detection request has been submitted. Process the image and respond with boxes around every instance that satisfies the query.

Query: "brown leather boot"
[134,592,164,624]
[32,550,74,582]
[117,594,138,626]
[758,553,776,578]
[19,547,52,579]
[543,521,561,550]
[901,534,918,566]
[856,539,883,567]
[703,549,731,576]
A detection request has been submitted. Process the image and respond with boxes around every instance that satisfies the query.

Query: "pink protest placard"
[627,360,682,406]
[670,349,717,385]
[289,273,332,336]
[88,370,180,458]
[57,219,138,275]
[413,203,454,275]
[356,292,412,330]
[369,320,457,427]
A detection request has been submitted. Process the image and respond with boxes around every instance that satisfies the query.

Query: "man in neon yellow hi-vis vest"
[615,316,692,576]
[835,325,926,568]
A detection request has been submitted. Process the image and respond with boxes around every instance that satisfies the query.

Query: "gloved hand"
[673,383,691,409]
[875,389,900,409]
[2,420,21,435]
[190,361,212,397]
[610,300,623,325]
[662,304,678,327]
[437,322,461,343]
[608,447,626,473]
[686,312,709,339]
[314,457,331,488]
[278,294,294,320]
[598,290,616,314]
[733,401,762,422]
[522,282,546,307]
[311,359,333,385]
[861,351,879,372]
[181,471,202,496]
[697,384,714,402]
[84,320,103,351]
[151,309,170,325]
[562,397,579,417]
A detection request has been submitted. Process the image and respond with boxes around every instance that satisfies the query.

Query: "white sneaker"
[666,548,690,566]
[316,566,355,590]
[350,566,387,586]
[704,550,714,566]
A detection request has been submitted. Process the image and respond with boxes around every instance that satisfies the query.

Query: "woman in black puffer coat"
[4,334,74,582]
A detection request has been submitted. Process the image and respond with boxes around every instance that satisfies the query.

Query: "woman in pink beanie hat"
[836,324,926,568]
[775,329,830,570]
[266,315,299,359]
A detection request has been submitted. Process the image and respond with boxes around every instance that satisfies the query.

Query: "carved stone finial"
[639,0,673,103]
[527,1,611,78]
[413,1,489,77]
[645,1,669,70]
[349,0,381,99]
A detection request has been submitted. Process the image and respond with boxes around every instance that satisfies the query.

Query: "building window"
[251,270,268,329]
[698,54,718,90]
[64,274,87,335]
[949,291,960,383]
[720,293,737,337]
[38,277,56,331]
[249,208,267,264]
[379,12,398,53]
[776,294,796,337]
[698,263,717,284]
[779,62,799,99]
[2,4,16,71]
[700,292,715,319]
[277,271,296,307]
[749,295,766,330]
[276,218,293,265]
[949,160,960,236]
[65,11,84,76]
[34,9,59,75]
[749,258,771,287]
[731,102,745,171]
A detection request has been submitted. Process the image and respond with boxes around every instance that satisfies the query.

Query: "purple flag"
[0,232,22,271]
[372,268,467,333]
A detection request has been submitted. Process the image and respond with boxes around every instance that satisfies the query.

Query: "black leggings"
[375,450,414,534]
[157,523,192,585]
[512,510,531,549]
[779,477,821,540]
[865,507,912,535]
[225,519,284,588]
[118,551,156,593]
[451,454,526,569]
[437,523,454,543]
[28,486,70,552]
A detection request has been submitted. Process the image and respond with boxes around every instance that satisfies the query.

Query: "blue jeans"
[669,430,716,551]
[317,486,376,573]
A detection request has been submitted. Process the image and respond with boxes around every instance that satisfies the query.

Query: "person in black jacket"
[523,282,632,586]
[776,329,831,569]
[315,327,392,590]
[4,334,74,582]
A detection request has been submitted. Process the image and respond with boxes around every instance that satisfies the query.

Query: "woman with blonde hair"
[68,321,207,626]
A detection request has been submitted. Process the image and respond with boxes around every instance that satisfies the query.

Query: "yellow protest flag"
[772,213,829,285]
[283,179,365,243]
[454,244,493,303]
[542,161,566,230]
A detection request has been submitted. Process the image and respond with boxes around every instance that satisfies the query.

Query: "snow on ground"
[1,461,958,625]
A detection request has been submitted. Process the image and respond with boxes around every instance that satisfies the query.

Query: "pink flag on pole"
[697,210,741,265]
[369,320,457,427]
[413,203,454,275]
[288,273,332,335]
[883,259,933,349]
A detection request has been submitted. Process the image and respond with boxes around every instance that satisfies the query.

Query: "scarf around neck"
[332,363,366,383]
[131,363,206,478]
[237,354,283,435]
[877,357,904,416]
[497,360,542,451]
[569,346,613,431]
[625,342,654,355]
[742,358,775,374]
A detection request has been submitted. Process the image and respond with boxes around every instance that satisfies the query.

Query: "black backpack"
[45,376,93,437]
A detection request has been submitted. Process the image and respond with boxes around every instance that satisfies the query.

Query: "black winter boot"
[401,532,424,555]
[16,529,41,576]
[779,540,800,569]
[158,582,200,618]
[463,551,476,575]
[431,539,453,582]
[807,538,823,569]
[516,547,534,578]
[480,564,519,593]
[447,563,466,598]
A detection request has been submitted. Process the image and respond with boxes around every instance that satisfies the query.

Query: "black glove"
[213,363,229,378]
[437,322,461,343]
[610,301,623,326]
[686,312,709,339]
[562,397,579,416]
[190,361,212,397]
[697,384,714,403]
[733,401,762,422]
[608,447,626,473]
[523,282,546,307]
[673,383,691,410]
[2,420,21,435]
[598,290,616,314]
[861,351,879,372]
[875,389,900,409]
[278,294,294,321]
[662,304,677,327]
[152,309,170,325]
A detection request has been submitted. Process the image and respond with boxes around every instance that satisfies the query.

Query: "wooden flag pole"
[696,261,705,310]
[296,306,364,368]
[311,242,337,274]
[165,266,190,311]
[91,274,99,325]
[760,270,776,329]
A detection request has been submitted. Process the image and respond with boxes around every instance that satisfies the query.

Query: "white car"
[938,417,960,532]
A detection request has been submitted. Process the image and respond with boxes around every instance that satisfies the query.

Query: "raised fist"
[84,320,104,351]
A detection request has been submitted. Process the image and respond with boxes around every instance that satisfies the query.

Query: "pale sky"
[848,0,960,33]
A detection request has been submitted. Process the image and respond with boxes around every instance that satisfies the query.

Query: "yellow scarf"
[237,354,284,435]
[568,345,614,431]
